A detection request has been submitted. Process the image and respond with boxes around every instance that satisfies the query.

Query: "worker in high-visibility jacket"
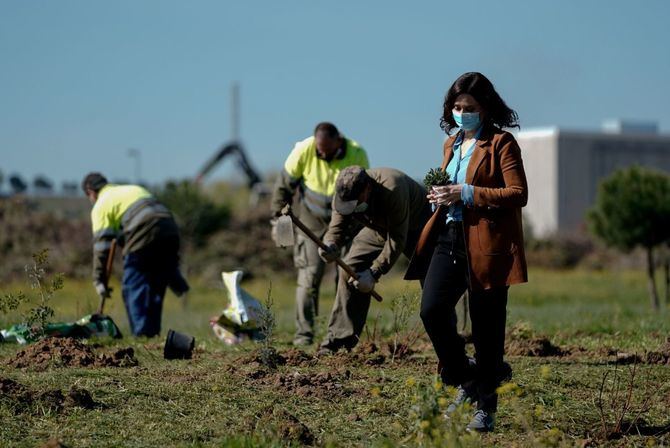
[82,172,189,337]
[271,122,370,346]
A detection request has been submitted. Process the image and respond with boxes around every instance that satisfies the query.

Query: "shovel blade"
[275,215,295,247]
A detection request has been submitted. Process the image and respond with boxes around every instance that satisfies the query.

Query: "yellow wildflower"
[540,365,551,379]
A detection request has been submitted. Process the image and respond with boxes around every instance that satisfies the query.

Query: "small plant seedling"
[0,248,62,340]
[423,168,451,190]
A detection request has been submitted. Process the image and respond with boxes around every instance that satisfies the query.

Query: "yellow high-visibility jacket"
[271,136,369,222]
[90,184,177,287]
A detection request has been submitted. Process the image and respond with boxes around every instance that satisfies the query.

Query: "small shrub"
[155,180,231,247]
[406,377,480,447]
[257,285,281,369]
[596,361,654,441]
[0,248,63,339]
[388,291,422,361]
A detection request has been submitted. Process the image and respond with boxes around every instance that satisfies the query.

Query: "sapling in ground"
[257,283,282,369]
[0,248,62,340]
[389,291,421,362]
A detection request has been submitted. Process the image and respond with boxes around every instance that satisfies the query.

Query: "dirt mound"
[7,337,138,370]
[0,377,98,414]
[40,439,69,448]
[385,341,416,361]
[317,342,386,367]
[252,407,316,446]
[282,348,315,367]
[354,342,386,365]
[506,337,567,357]
[611,351,670,366]
[645,338,670,365]
[262,370,352,399]
[97,347,139,367]
[9,337,96,369]
[238,347,286,370]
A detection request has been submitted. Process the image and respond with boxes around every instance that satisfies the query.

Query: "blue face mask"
[453,111,481,131]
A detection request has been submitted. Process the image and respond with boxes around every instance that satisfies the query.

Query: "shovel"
[97,239,117,315]
[275,205,383,302]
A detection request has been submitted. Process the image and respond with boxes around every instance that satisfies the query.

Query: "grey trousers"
[320,227,417,350]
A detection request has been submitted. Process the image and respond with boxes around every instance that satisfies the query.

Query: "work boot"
[315,346,337,357]
[293,336,313,347]
[466,409,495,432]
[445,382,477,416]
[498,361,513,383]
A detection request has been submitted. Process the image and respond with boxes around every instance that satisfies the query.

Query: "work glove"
[94,281,112,299]
[318,242,339,263]
[347,269,376,293]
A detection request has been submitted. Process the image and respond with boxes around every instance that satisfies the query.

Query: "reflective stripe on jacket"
[271,136,369,219]
[90,184,177,286]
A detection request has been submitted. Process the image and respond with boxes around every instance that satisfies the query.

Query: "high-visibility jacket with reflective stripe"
[90,184,177,287]
[272,136,369,220]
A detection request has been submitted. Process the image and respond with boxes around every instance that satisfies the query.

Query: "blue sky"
[1,1,669,188]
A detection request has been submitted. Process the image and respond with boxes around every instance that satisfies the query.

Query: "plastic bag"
[0,314,122,344]
[210,270,264,345]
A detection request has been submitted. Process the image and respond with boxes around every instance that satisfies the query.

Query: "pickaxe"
[275,205,383,302]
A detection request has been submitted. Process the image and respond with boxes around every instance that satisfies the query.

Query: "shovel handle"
[98,239,117,314]
[285,209,383,302]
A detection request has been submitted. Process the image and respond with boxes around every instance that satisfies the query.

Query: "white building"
[517,121,670,237]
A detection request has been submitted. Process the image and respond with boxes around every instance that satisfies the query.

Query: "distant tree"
[587,166,670,311]
[33,175,54,195]
[9,174,28,195]
[155,180,230,247]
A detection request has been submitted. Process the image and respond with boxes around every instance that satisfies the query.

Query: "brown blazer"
[405,124,528,290]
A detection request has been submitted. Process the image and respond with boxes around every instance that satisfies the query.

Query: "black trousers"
[420,222,508,412]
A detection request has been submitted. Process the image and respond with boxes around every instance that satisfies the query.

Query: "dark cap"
[333,166,369,215]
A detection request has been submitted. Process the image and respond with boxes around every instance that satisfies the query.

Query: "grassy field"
[1,267,669,447]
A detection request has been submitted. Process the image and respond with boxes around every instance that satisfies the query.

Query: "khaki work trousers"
[320,227,419,350]
[292,229,327,344]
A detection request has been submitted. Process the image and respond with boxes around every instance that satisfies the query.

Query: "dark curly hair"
[439,72,519,134]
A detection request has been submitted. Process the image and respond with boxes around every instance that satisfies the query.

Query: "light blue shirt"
[443,127,481,223]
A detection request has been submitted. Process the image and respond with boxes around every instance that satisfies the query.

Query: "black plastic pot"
[164,329,195,360]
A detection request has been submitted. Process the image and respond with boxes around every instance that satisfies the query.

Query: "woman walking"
[406,72,528,432]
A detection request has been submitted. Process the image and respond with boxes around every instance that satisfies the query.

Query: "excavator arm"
[195,141,261,188]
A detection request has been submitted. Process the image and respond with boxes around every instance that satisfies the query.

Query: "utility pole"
[127,148,142,184]
[231,82,240,142]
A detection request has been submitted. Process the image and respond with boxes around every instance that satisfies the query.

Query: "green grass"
[1,268,669,447]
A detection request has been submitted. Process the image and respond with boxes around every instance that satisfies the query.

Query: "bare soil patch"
[318,341,428,367]
[6,337,138,370]
[506,336,567,357]
[1,377,99,414]
[39,439,69,448]
[262,370,352,399]
[250,407,316,445]
[282,348,316,367]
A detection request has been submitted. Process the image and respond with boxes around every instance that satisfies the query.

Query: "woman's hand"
[427,184,463,206]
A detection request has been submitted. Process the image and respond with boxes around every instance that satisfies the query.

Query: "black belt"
[440,220,464,243]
